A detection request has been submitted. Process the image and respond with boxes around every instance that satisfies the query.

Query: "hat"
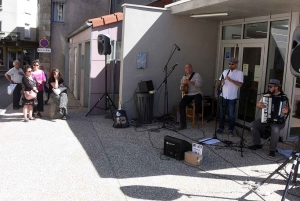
[229,58,239,64]
[269,79,281,86]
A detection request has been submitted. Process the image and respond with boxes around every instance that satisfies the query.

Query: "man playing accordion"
[248,79,290,157]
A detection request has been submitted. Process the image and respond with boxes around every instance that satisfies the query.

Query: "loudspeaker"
[164,135,192,160]
[98,34,111,55]
[291,25,300,77]
[138,80,154,93]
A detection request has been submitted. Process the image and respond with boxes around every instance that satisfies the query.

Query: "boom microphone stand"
[156,63,178,129]
[157,44,179,128]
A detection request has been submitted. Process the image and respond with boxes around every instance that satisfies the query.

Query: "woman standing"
[22,65,38,122]
[48,68,68,120]
[31,60,46,117]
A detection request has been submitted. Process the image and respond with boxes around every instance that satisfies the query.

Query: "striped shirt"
[6,67,24,84]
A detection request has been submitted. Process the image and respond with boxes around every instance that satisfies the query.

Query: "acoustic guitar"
[182,74,190,95]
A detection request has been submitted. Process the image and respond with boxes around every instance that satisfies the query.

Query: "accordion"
[261,94,288,124]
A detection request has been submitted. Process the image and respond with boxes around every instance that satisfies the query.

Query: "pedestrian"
[31,60,46,117]
[39,65,49,105]
[4,60,24,110]
[22,65,38,122]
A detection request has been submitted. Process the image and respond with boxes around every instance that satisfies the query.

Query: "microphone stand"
[156,63,178,129]
[158,45,179,128]
[213,74,225,139]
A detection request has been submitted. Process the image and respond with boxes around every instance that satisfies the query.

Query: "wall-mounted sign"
[137,52,147,69]
[37,48,51,53]
[225,52,230,58]
[39,39,49,48]
[243,64,249,76]
[8,47,22,51]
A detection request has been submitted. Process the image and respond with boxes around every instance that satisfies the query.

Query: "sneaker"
[268,151,275,158]
[62,116,67,120]
[217,128,223,134]
[248,144,263,150]
[177,124,187,130]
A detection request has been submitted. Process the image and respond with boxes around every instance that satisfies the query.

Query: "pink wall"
[90,22,122,114]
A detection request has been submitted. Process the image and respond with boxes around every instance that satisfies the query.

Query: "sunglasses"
[27,71,32,73]
[33,65,39,66]
[229,63,235,65]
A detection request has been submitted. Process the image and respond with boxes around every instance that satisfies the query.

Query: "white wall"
[0,0,37,41]
[120,5,219,119]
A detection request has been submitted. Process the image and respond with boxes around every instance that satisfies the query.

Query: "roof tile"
[87,12,123,28]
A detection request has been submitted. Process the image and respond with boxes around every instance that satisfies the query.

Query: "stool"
[49,99,63,119]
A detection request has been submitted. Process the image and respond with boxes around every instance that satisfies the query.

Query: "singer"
[178,64,203,130]
[248,79,290,157]
[217,58,243,135]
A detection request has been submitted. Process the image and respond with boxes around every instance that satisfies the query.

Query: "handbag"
[52,86,67,95]
[24,90,37,100]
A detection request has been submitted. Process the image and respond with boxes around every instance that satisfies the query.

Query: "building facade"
[119,1,300,141]
[37,0,110,84]
[0,0,39,70]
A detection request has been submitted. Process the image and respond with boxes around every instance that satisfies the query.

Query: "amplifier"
[163,135,192,160]
[138,80,154,93]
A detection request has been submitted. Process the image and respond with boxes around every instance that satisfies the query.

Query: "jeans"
[219,97,236,131]
[251,118,285,151]
[179,93,202,126]
[13,83,22,108]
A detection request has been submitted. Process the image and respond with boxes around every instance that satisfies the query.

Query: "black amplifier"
[163,135,192,160]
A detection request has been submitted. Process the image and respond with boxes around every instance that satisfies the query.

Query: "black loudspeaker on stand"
[86,34,117,118]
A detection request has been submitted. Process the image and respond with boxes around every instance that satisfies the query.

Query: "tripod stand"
[213,75,225,139]
[86,60,117,119]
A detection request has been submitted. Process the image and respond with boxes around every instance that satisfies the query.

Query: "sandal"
[29,117,35,120]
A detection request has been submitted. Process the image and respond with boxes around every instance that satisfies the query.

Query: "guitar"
[182,74,190,94]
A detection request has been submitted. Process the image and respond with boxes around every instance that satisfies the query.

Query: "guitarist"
[178,64,203,130]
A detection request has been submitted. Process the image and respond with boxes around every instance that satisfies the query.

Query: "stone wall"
[38,0,52,76]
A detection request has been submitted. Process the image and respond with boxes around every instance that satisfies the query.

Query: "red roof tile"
[87,12,123,28]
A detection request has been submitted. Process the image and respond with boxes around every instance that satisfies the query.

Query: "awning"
[166,0,300,20]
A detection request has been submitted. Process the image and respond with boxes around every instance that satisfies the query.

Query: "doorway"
[220,42,266,126]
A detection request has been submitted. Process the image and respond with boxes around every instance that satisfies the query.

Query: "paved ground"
[0,93,299,201]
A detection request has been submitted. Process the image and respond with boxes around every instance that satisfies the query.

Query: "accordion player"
[261,93,288,124]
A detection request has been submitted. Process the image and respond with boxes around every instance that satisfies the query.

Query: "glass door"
[220,44,239,72]
[237,43,265,124]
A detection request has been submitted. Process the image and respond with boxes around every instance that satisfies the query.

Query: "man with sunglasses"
[217,57,243,136]
[248,79,289,157]
[4,60,25,110]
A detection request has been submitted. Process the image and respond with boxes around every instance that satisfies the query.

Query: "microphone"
[175,44,181,51]
[171,63,178,70]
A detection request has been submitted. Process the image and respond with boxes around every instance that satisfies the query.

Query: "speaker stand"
[86,59,117,119]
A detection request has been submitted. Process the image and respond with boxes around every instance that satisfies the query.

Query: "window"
[222,25,242,40]
[244,22,268,39]
[25,24,30,38]
[265,20,289,90]
[53,1,65,22]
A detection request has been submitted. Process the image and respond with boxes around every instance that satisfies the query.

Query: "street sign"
[37,48,51,53]
[39,39,49,48]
